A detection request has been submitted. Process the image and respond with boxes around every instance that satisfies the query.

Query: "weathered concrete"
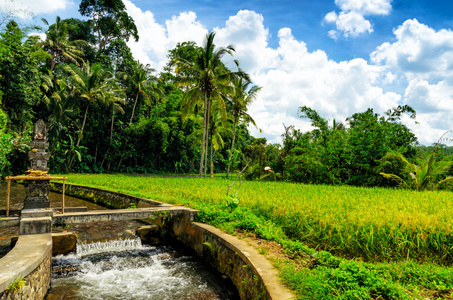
[148,209,295,300]
[52,232,77,255]
[19,217,51,235]
[0,218,20,229]
[136,225,159,244]
[51,204,294,299]
[0,233,52,300]
[20,209,53,219]
[53,207,88,213]
[196,223,294,300]
[1,183,294,300]
[52,207,174,225]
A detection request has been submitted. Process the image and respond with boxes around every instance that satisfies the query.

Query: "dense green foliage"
[0,9,255,176]
[282,106,418,186]
[1,0,453,191]
[2,2,453,298]
[59,174,453,299]
[0,104,12,174]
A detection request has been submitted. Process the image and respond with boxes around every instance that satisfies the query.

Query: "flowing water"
[47,239,238,300]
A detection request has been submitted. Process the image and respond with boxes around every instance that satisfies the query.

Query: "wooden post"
[62,179,65,214]
[6,179,10,217]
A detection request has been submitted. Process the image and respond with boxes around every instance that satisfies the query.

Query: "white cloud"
[325,11,372,38]
[371,19,453,144]
[124,0,207,70]
[324,0,391,38]
[371,19,453,81]
[124,7,401,144]
[81,5,452,146]
[212,12,400,143]
[335,0,391,15]
[0,0,72,19]
[212,13,453,145]
[404,79,453,113]
[214,10,279,73]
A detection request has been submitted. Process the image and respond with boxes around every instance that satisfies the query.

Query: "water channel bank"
[0,183,294,300]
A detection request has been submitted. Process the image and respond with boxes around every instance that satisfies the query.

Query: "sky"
[2,0,453,145]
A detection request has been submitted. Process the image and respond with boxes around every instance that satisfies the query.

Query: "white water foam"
[49,239,230,300]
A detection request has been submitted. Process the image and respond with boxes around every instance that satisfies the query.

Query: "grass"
[59,173,453,264]
[56,173,453,299]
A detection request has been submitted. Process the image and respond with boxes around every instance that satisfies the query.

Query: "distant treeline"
[1,0,452,190]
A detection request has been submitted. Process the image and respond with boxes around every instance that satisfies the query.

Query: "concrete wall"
[50,182,164,209]
[0,234,52,300]
[0,183,294,300]
[150,209,294,300]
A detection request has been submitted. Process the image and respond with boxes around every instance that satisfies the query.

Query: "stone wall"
[150,209,294,300]
[0,234,52,300]
[49,183,294,299]
[50,182,164,209]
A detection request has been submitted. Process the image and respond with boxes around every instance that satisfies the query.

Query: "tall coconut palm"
[64,61,124,167]
[119,61,163,124]
[226,77,261,179]
[41,16,86,71]
[172,31,245,177]
[186,111,230,178]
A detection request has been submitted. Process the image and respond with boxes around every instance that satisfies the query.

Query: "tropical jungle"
[1,0,453,299]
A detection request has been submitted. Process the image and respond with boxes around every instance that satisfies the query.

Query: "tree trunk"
[110,106,115,143]
[204,98,212,179]
[129,91,139,124]
[50,51,56,72]
[76,104,90,147]
[69,104,89,168]
[94,144,98,164]
[226,118,238,179]
[210,130,214,179]
[199,92,208,177]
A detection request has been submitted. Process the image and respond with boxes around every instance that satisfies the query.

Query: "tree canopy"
[2,3,451,192]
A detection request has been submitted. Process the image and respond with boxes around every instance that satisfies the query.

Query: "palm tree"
[226,77,261,179]
[64,61,124,167]
[172,31,245,177]
[186,112,230,178]
[109,102,124,142]
[41,71,77,150]
[208,110,231,178]
[41,16,86,71]
[379,151,453,190]
[119,62,162,124]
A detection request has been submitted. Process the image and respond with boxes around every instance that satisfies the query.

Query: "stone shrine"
[23,120,51,209]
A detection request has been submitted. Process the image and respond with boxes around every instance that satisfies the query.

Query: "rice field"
[60,174,453,265]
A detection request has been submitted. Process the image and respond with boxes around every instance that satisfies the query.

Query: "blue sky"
[3,0,453,145]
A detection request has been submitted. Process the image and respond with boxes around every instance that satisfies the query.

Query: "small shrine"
[28,119,51,173]
[5,120,67,216]
[23,119,52,209]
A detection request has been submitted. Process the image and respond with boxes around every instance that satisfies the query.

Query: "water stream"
[1,182,239,299]
[47,239,238,300]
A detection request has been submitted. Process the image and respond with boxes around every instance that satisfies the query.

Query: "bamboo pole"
[4,176,68,214]
[6,179,10,217]
[62,179,65,214]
